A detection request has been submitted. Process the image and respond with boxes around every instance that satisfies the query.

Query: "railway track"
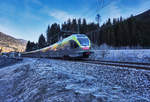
[47,57,150,71]
[25,56,150,71]
[70,59,150,71]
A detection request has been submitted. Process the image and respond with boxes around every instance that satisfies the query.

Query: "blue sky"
[0,0,150,42]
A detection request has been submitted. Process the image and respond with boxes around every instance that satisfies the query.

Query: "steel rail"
[74,59,150,71]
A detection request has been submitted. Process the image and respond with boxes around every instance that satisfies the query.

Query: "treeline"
[26,34,46,51]
[97,16,150,47]
[26,14,150,51]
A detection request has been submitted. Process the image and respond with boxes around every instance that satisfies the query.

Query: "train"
[22,34,93,58]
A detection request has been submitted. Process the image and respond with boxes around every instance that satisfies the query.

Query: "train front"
[76,34,93,58]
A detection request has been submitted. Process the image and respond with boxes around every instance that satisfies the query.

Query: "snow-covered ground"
[0,58,150,102]
[0,56,21,68]
[90,49,150,63]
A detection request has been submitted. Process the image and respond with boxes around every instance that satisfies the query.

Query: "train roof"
[62,34,88,42]
[71,34,88,38]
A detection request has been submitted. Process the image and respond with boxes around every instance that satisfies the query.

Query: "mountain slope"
[134,9,150,22]
[0,32,27,52]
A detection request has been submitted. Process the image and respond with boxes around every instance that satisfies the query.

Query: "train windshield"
[77,38,89,46]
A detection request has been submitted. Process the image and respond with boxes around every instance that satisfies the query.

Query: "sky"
[0,0,150,42]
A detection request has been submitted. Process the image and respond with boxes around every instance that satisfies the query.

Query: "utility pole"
[95,14,101,26]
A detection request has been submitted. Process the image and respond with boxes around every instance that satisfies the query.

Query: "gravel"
[0,58,150,102]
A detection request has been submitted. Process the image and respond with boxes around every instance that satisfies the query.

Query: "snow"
[0,56,20,68]
[0,58,150,102]
[90,49,150,63]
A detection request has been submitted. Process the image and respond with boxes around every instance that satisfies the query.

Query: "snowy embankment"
[90,49,150,63]
[0,56,21,68]
[0,58,150,102]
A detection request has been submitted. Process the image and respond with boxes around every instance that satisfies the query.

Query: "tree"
[62,22,67,31]
[46,25,51,44]
[25,41,37,51]
[50,23,61,44]
[72,19,77,32]
[46,23,61,45]
[67,19,71,31]
[38,34,46,48]
[78,18,81,33]
[26,41,31,52]
[81,18,87,34]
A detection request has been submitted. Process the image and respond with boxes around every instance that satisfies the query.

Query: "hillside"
[0,32,27,52]
[135,9,150,22]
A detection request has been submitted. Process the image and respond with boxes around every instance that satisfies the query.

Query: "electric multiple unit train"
[22,34,92,58]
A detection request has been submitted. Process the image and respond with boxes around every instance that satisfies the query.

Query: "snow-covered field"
[90,49,150,63]
[0,58,150,102]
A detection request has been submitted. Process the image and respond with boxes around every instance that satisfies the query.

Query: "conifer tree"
[38,34,46,48]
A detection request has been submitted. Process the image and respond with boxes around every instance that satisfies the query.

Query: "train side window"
[64,42,70,49]
[70,40,79,49]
